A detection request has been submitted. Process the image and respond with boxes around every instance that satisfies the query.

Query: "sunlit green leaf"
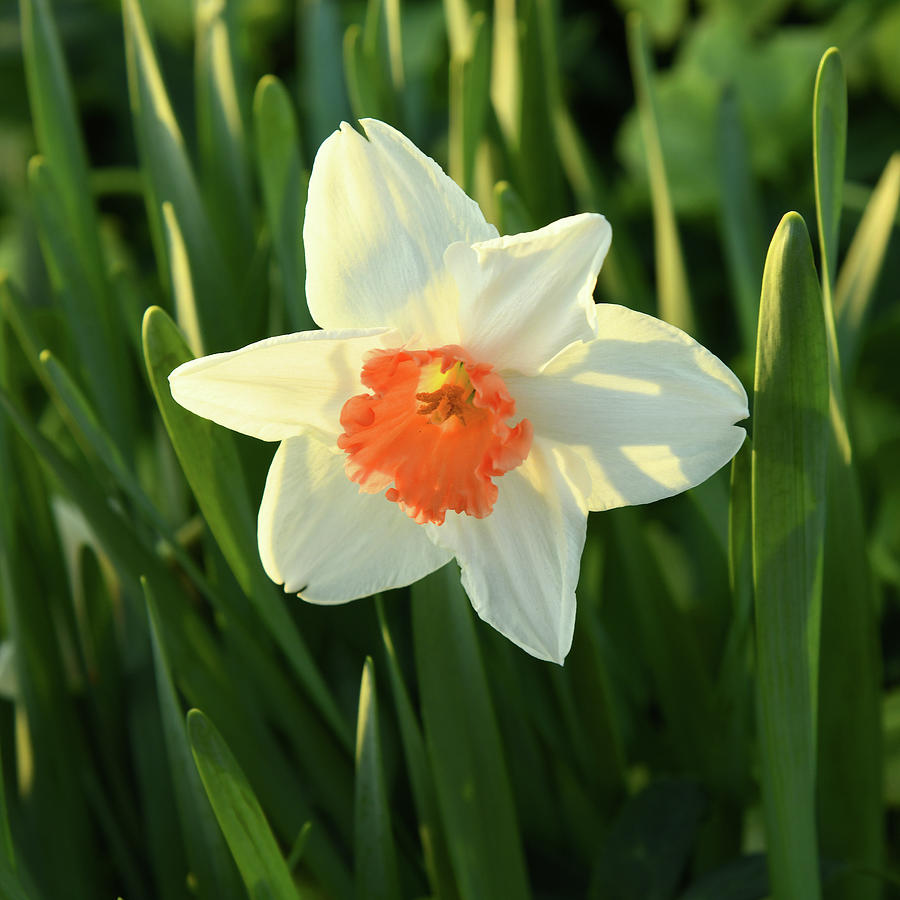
[752,211,827,900]
[449,12,490,195]
[195,0,254,275]
[122,0,239,352]
[625,12,695,336]
[813,48,846,305]
[834,153,900,379]
[188,709,300,900]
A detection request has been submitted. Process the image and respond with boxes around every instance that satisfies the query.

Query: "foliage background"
[0,0,898,898]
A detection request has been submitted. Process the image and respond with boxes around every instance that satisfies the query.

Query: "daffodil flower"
[169,119,747,664]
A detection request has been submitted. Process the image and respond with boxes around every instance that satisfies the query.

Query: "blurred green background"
[0,0,898,899]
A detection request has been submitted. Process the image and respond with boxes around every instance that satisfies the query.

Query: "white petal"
[448,213,611,374]
[425,440,587,664]
[259,434,452,602]
[304,118,497,346]
[169,328,392,441]
[505,304,749,511]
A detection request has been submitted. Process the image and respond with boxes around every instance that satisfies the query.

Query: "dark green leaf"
[354,658,399,900]
[412,566,530,900]
[145,580,244,900]
[252,76,313,333]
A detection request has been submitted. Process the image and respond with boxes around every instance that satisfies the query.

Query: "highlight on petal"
[304,118,497,346]
[169,327,393,441]
[426,439,588,664]
[447,213,612,374]
[258,433,452,603]
[505,304,749,511]
[338,345,532,525]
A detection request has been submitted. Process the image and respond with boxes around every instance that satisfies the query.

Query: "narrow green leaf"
[122,0,238,352]
[443,0,472,60]
[490,0,520,152]
[752,211,828,900]
[0,415,106,900]
[813,52,884,896]
[411,566,530,900]
[727,445,753,652]
[142,306,267,598]
[252,75,313,333]
[34,347,213,603]
[813,48,847,304]
[27,156,133,453]
[609,507,717,775]
[354,658,399,900]
[834,153,900,378]
[297,0,351,149]
[449,12,490,195]
[145,579,243,900]
[343,25,385,121]
[383,0,404,94]
[360,0,404,100]
[717,87,765,354]
[626,13,695,336]
[195,0,254,274]
[376,599,459,900]
[553,106,653,313]
[188,709,300,900]
[142,306,351,751]
[817,457,883,900]
[514,0,564,223]
[20,0,134,450]
[0,385,178,618]
[19,0,109,293]
[162,201,205,357]
[0,741,34,900]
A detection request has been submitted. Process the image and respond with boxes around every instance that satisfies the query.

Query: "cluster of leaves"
[0,1,898,900]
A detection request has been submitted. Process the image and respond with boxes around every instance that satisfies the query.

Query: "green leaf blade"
[145,580,244,900]
[411,566,530,900]
[625,12,695,337]
[376,599,460,900]
[813,47,847,304]
[252,76,312,333]
[752,211,828,900]
[195,0,255,274]
[717,87,765,354]
[834,153,900,379]
[27,157,134,454]
[188,710,300,900]
[354,658,399,900]
[122,0,238,353]
[141,306,351,752]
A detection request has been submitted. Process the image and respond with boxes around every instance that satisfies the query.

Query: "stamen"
[338,346,532,525]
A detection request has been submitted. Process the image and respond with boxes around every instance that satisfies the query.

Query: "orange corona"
[338,346,533,525]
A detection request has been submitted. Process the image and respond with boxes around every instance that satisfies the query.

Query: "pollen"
[337,345,533,525]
